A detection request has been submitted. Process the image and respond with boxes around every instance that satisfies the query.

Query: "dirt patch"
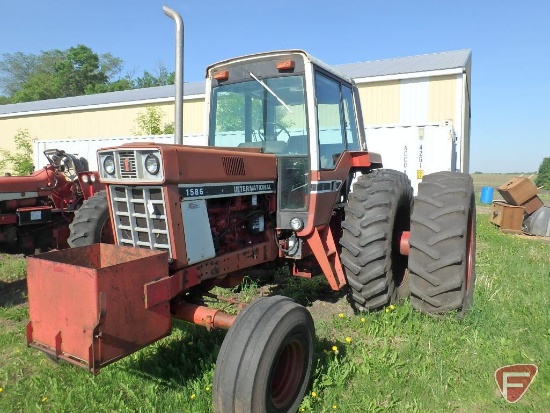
[308,295,354,321]
[514,233,550,242]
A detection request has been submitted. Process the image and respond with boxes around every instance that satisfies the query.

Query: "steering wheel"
[254,122,291,142]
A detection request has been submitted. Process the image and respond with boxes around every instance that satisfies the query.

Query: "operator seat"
[287,135,308,155]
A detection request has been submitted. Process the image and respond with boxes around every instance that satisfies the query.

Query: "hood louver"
[222,156,245,176]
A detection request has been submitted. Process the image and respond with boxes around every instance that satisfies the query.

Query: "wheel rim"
[270,337,305,409]
[392,204,410,287]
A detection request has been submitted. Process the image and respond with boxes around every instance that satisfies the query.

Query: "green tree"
[54,45,108,97]
[0,129,34,175]
[134,63,175,88]
[1,46,125,102]
[535,157,550,189]
[132,106,174,135]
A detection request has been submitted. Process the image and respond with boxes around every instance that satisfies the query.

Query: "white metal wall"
[400,78,429,125]
[33,135,206,171]
[365,124,457,193]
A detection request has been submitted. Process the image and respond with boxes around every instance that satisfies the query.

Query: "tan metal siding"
[182,98,205,134]
[357,81,400,125]
[0,99,206,153]
[428,75,456,123]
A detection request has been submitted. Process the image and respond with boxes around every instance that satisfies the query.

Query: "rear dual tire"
[340,169,413,312]
[408,172,476,317]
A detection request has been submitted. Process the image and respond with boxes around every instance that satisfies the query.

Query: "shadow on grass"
[125,321,225,387]
[269,278,347,308]
[247,267,348,308]
[0,278,28,307]
[125,319,352,398]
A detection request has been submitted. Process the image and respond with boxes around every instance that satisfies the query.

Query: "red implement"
[26,244,171,374]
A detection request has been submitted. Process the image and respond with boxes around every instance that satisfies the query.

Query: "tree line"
[0,45,174,104]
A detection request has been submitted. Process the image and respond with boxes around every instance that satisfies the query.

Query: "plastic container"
[523,205,550,236]
[480,186,494,204]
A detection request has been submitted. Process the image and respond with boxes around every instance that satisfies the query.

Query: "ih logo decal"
[495,364,537,403]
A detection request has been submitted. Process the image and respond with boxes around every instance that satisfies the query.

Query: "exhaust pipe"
[163,6,184,145]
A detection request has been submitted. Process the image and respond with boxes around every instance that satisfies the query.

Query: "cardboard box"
[490,201,524,232]
[497,177,538,205]
[522,195,544,215]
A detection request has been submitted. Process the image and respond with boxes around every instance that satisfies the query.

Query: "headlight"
[81,174,89,183]
[290,217,304,231]
[90,174,96,182]
[145,154,160,175]
[103,155,115,175]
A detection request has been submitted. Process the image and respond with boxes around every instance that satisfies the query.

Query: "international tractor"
[26,8,476,413]
[0,148,110,254]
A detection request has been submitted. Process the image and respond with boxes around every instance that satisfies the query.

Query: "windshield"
[209,75,308,155]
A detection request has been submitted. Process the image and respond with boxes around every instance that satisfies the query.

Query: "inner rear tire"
[213,296,314,413]
[340,169,413,312]
[68,191,113,247]
[408,171,476,317]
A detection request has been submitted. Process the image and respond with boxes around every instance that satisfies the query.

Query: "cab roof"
[205,49,354,84]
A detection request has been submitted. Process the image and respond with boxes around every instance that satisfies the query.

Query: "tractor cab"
[206,50,377,232]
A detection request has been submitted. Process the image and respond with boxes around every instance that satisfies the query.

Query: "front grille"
[110,185,171,256]
[118,151,138,179]
[222,156,245,176]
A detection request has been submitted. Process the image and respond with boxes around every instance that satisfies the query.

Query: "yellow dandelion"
[0,387,3,392]
[345,337,352,343]
[333,405,338,410]
[301,409,305,412]
[41,397,47,402]
[311,391,317,398]
[385,308,389,313]
[190,394,196,400]
[205,387,210,392]
[360,317,366,323]
[390,305,395,310]
[338,313,344,318]
[332,345,338,352]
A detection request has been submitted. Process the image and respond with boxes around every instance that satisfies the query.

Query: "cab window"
[315,72,358,169]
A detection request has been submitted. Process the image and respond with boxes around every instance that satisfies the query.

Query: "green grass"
[1,209,550,412]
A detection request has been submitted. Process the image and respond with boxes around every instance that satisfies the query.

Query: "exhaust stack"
[163,6,184,145]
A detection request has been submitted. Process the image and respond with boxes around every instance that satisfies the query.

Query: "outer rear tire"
[68,191,112,247]
[213,296,314,413]
[340,169,413,312]
[408,171,476,317]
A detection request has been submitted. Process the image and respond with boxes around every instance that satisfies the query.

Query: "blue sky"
[1,0,548,173]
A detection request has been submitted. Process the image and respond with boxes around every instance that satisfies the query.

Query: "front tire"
[408,172,476,316]
[213,296,314,413]
[68,191,112,247]
[340,169,413,312]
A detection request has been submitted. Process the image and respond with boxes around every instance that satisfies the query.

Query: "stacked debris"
[490,177,549,235]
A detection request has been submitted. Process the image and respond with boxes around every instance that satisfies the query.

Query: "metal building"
[0,49,471,181]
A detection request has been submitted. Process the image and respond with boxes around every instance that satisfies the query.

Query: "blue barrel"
[480,186,494,204]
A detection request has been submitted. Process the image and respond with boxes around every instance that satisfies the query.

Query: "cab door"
[309,71,361,227]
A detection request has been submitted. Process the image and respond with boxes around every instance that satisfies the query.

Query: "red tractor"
[0,149,110,254]
[26,11,476,413]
